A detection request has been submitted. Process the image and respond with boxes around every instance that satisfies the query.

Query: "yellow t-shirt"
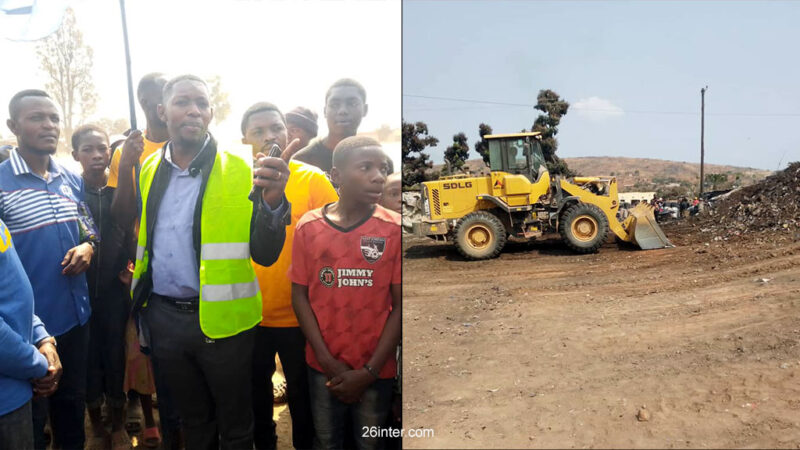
[107,135,165,188]
[253,160,339,327]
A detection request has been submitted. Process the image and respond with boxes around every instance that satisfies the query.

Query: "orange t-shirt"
[253,160,338,327]
[290,205,401,378]
[107,135,165,188]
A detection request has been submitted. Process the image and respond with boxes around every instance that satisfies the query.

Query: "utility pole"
[700,86,707,196]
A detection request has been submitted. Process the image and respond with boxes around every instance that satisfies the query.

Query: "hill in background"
[433,156,773,196]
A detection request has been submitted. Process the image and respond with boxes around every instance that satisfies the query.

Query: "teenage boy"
[291,136,401,450]
[293,79,368,176]
[71,124,132,449]
[285,107,318,150]
[379,172,401,214]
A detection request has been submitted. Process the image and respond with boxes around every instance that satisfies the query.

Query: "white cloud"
[573,97,625,120]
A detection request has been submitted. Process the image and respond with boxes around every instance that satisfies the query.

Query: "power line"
[403,94,800,117]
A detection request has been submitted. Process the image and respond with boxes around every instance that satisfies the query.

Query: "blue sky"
[403,1,800,171]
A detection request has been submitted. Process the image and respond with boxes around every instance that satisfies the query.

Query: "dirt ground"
[402,223,800,449]
[82,372,293,449]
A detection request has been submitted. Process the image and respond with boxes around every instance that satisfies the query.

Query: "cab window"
[509,139,527,171]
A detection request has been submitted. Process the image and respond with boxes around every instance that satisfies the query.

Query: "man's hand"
[32,342,62,398]
[118,269,133,287]
[319,354,351,381]
[326,368,375,404]
[62,242,93,275]
[119,129,144,170]
[279,137,303,162]
[253,138,302,209]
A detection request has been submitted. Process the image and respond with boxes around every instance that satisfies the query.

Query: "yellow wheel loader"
[412,132,673,260]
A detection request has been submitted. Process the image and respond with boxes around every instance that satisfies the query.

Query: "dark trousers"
[307,368,393,450]
[0,401,33,450]
[86,280,129,408]
[252,326,315,450]
[150,353,182,448]
[33,322,89,450]
[143,295,256,450]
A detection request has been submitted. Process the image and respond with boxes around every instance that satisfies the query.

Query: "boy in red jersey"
[291,136,401,450]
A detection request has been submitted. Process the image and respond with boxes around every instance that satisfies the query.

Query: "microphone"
[267,143,282,159]
[189,167,200,177]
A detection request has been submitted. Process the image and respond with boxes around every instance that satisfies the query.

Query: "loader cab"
[486,132,546,182]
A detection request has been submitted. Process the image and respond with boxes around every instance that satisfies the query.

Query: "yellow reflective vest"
[132,148,262,338]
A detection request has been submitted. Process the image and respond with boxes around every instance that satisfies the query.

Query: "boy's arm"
[364,283,402,372]
[110,131,144,227]
[291,283,350,379]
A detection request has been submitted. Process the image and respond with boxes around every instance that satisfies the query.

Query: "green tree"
[36,8,97,154]
[531,89,574,176]
[402,120,438,187]
[443,132,469,175]
[474,123,493,165]
[208,75,230,125]
[657,185,689,200]
[705,173,729,190]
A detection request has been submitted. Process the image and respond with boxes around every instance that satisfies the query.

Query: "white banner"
[0,0,69,41]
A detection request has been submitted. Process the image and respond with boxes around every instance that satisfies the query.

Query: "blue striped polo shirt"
[0,149,92,336]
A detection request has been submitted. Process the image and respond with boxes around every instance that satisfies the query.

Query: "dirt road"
[402,226,800,448]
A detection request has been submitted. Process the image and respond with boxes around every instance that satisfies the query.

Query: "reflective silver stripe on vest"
[131,277,139,291]
[200,242,250,260]
[202,280,259,302]
[136,245,145,262]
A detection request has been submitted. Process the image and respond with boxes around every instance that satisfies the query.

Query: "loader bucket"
[627,203,674,250]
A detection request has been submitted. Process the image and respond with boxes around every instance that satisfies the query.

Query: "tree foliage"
[208,75,230,125]
[443,132,469,175]
[94,118,130,137]
[704,173,729,190]
[376,124,393,141]
[656,184,690,200]
[531,89,575,176]
[474,123,493,165]
[36,8,96,153]
[402,120,438,187]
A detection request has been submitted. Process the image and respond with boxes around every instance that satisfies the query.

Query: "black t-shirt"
[292,137,333,175]
[84,184,129,299]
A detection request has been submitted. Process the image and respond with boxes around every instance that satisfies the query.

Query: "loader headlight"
[423,186,431,217]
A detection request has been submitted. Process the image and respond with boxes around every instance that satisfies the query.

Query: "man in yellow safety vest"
[126,74,291,449]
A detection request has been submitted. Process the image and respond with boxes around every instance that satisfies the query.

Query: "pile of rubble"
[402,191,423,234]
[701,162,800,237]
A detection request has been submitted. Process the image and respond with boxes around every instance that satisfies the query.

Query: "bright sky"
[0,0,401,168]
[403,1,800,171]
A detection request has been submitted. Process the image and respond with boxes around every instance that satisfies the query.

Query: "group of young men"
[0,73,402,450]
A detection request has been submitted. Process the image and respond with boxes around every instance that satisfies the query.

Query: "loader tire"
[454,211,507,260]
[559,203,609,254]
